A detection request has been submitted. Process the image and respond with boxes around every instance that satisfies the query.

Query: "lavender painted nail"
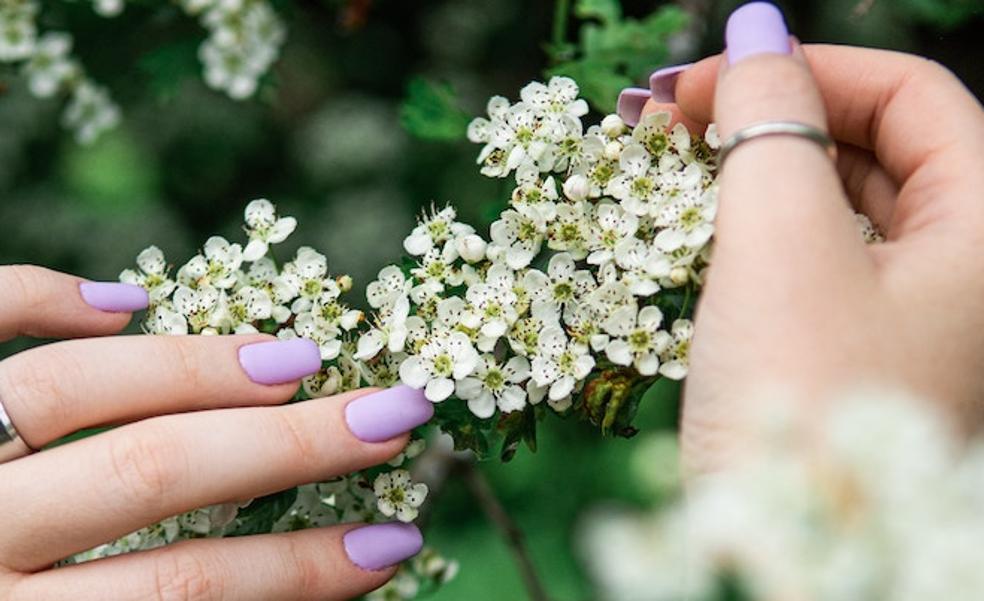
[616,87,650,127]
[725,2,791,65]
[346,385,434,443]
[79,282,149,313]
[344,522,423,571]
[649,63,693,103]
[238,338,322,385]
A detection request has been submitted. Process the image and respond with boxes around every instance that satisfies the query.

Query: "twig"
[459,460,552,601]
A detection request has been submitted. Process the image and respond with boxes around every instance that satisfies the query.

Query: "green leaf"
[399,78,470,141]
[227,488,298,536]
[138,38,201,103]
[434,398,497,460]
[497,405,538,462]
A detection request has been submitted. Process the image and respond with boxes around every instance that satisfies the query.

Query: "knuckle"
[269,408,323,476]
[106,424,186,512]
[277,535,327,598]
[152,546,223,601]
[0,265,54,314]
[0,345,82,438]
[164,337,210,396]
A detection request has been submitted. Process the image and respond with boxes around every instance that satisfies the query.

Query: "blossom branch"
[458,460,552,601]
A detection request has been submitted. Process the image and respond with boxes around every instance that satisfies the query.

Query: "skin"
[0,266,403,600]
[638,44,984,475]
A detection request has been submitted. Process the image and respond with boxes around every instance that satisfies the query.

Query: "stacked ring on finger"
[0,397,33,463]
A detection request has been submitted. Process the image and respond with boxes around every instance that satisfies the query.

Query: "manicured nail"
[238,338,322,385]
[649,63,692,103]
[79,282,149,313]
[725,2,791,65]
[616,87,650,127]
[346,385,434,443]
[344,522,423,571]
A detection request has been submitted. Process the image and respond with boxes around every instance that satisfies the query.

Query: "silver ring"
[719,121,837,165]
[0,396,33,463]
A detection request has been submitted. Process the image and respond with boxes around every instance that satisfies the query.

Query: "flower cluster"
[0,0,285,143]
[84,77,883,597]
[580,389,984,601]
[0,1,120,144]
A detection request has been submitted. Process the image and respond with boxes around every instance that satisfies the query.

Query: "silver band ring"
[0,397,34,463]
[719,121,838,166]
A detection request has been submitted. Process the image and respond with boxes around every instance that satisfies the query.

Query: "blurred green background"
[1,1,981,599]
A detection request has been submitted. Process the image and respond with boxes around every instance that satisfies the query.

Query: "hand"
[0,267,433,600]
[633,3,984,473]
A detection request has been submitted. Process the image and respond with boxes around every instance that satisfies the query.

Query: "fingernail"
[238,338,322,385]
[346,385,434,443]
[79,282,149,313]
[344,522,423,571]
[725,2,791,65]
[649,64,692,103]
[616,87,650,127]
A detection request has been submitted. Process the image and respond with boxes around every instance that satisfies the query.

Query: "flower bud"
[669,266,689,286]
[456,234,488,263]
[336,274,353,292]
[604,140,622,160]
[563,174,590,202]
[600,114,625,137]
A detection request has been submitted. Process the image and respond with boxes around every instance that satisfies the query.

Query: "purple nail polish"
[238,338,322,385]
[79,282,149,313]
[344,523,423,571]
[725,2,791,65]
[649,64,692,103]
[616,87,650,127]
[345,385,434,443]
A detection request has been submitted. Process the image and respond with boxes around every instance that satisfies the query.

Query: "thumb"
[712,2,866,279]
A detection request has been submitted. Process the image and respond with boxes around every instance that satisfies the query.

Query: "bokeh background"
[1,1,981,599]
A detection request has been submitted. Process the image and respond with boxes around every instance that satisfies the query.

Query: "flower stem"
[460,461,552,601]
[551,0,571,55]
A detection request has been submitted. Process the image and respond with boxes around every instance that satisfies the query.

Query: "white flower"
[243,257,293,322]
[614,238,669,296]
[61,81,120,144]
[631,111,673,157]
[120,245,177,303]
[507,301,560,357]
[587,202,640,266]
[296,292,362,360]
[546,200,592,259]
[562,173,590,202]
[531,326,594,404]
[23,32,75,97]
[399,331,479,402]
[355,295,410,360]
[388,437,426,468]
[463,264,519,350]
[456,355,531,418]
[359,350,407,389]
[652,184,716,252]
[366,265,412,309]
[373,469,428,523]
[145,304,187,335]
[92,0,124,17]
[607,144,659,216]
[856,212,884,244]
[604,305,670,376]
[242,199,297,261]
[658,319,693,380]
[172,285,221,334]
[278,247,337,313]
[404,205,472,256]
[520,76,588,122]
[600,114,626,138]
[488,206,545,270]
[410,246,464,295]
[211,286,273,334]
[0,0,37,62]
[198,1,285,100]
[524,252,594,311]
[177,236,244,290]
[511,164,559,221]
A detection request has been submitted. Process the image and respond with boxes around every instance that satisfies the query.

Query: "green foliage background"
[0,1,981,599]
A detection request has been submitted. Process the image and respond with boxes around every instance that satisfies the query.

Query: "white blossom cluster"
[0,1,120,144]
[581,389,984,601]
[0,0,285,143]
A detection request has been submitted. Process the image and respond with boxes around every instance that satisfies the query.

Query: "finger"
[0,386,432,570]
[617,87,705,132]
[0,266,147,342]
[675,44,984,217]
[0,335,320,449]
[836,143,899,231]
[711,4,866,269]
[9,523,422,601]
